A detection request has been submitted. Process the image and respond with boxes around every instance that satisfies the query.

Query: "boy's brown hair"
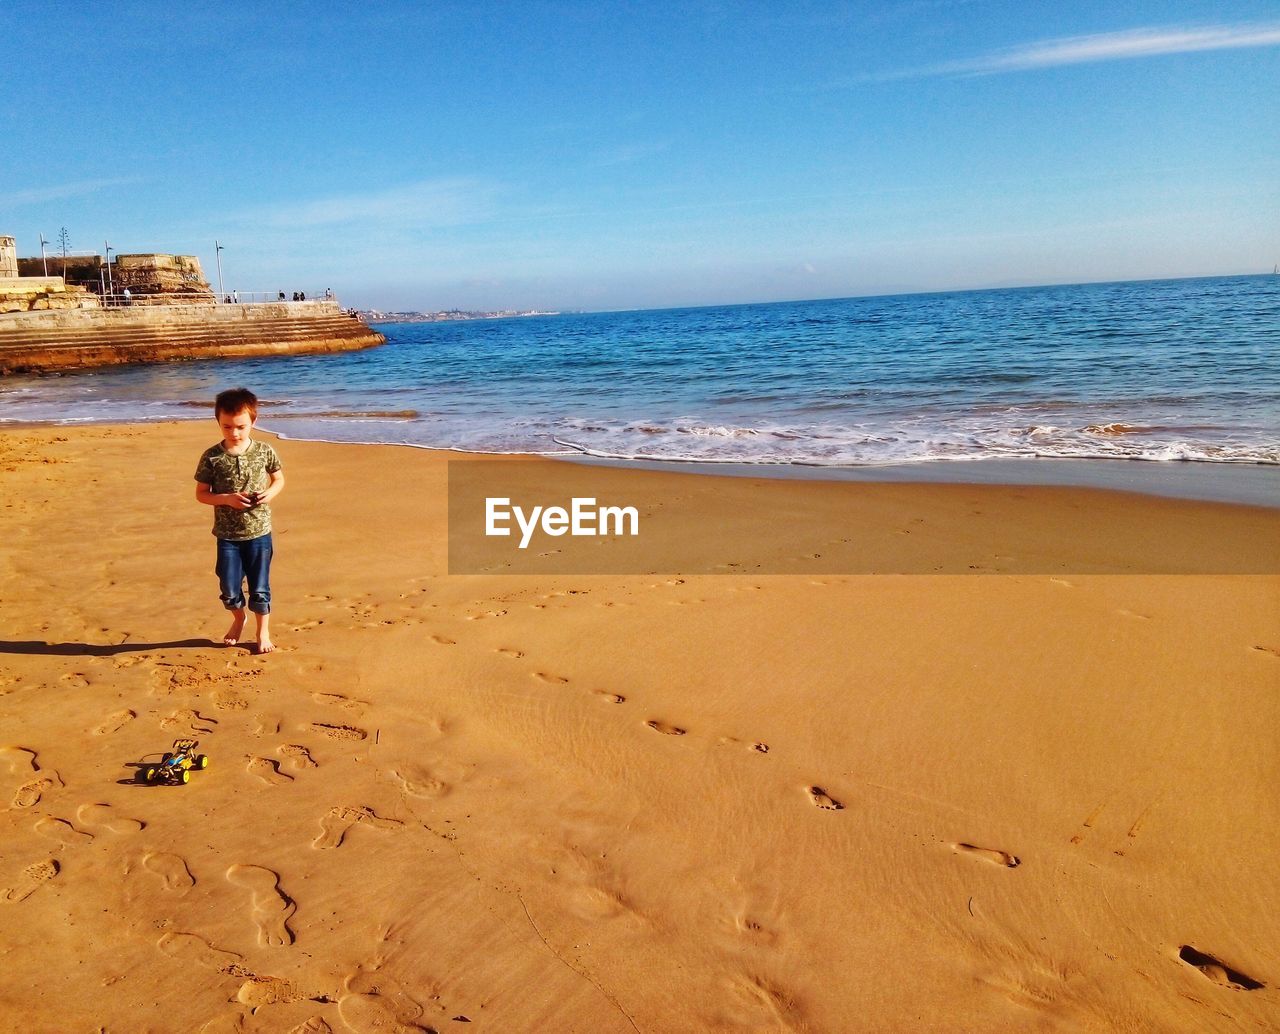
[215,387,259,420]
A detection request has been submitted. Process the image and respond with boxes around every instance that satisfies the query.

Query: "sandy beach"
[1,420,1277,1033]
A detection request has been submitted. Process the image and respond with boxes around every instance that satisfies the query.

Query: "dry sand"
[0,421,1277,1033]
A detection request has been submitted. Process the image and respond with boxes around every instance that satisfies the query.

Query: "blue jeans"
[215,533,273,614]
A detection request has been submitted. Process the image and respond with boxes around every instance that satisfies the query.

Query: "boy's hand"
[226,492,255,510]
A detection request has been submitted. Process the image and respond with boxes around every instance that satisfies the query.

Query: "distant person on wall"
[324,287,333,300]
[292,292,299,302]
[232,290,239,304]
[194,387,285,654]
[122,287,131,306]
[278,291,286,301]
[299,291,306,302]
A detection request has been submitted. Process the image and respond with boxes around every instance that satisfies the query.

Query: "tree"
[57,227,71,278]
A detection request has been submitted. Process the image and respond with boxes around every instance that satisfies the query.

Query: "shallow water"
[3,275,1278,473]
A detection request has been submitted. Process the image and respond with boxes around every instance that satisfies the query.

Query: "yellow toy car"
[141,738,209,785]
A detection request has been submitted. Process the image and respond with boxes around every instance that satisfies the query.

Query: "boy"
[194,388,285,653]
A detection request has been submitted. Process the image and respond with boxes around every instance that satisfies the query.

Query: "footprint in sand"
[594,691,626,704]
[718,973,804,1031]
[77,803,145,833]
[156,931,243,972]
[236,974,308,1007]
[160,708,217,734]
[225,864,297,947]
[751,742,770,754]
[247,757,294,785]
[731,911,780,947]
[646,720,686,736]
[951,843,1020,868]
[806,786,843,811]
[1178,945,1265,990]
[310,723,368,742]
[256,715,282,736]
[278,744,318,770]
[338,992,433,1033]
[430,634,456,646]
[34,817,93,846]
[495,647,525,659]
[0,746,39,773]
[144,852,195,891]
[2,859,59,904]
[312,806,402,849]
[199,1013,249,1034]
[93,709,136,735]
[59,672,90,688]
[213,686,249,711]
[14,772,64,808]
[313,692,367,711]
[532,671,569,684]
[287,1019,334,1034]
[393,765,449,799]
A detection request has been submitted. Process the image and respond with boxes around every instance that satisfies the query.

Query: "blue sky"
[3,1,1278,311]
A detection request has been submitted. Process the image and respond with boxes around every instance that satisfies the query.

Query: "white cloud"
[876,21,1280,80]
[232,178,503,230]
[0,178,142,207]
[592,140,673,167]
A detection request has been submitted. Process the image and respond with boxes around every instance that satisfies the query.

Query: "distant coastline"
[361,308,560,323]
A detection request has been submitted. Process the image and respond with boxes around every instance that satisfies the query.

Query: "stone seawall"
[0,300,387,374]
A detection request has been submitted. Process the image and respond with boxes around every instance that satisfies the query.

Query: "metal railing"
[210,290,338,305]
[97,290,340,308]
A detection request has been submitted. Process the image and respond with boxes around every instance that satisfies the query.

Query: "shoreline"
[561,452,1280,509]
[258,420,1280,510]
[4,413,1275,509]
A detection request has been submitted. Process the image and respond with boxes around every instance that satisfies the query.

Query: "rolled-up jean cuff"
[215,533,273,614]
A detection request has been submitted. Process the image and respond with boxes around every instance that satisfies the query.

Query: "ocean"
[4,274,1278,486]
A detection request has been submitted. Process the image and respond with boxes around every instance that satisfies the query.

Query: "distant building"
[0,234,99,314]
[111,254,214,303]
[0,236,17,278]
[15,249,215,304]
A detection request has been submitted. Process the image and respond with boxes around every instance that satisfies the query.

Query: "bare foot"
[223,610,247,646]
[255,612,276,655]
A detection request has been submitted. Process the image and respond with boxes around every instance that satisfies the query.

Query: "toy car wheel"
[196,754,209,770]
[143,767,156,782]
[180,769,190,784]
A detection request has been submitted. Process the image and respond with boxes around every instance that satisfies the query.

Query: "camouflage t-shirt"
[194,439,282,540]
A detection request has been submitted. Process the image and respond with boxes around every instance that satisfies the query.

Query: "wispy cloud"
[232,178,503,230]
[0,177,143,207]
[592,140,672,168]
[871,20,1280,81]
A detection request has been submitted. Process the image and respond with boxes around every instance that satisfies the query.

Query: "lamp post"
[39,234,48,276]
[215,240,225,300]
[104,241,114,300]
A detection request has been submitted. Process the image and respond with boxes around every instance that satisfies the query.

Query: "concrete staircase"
[0,302,386,374]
